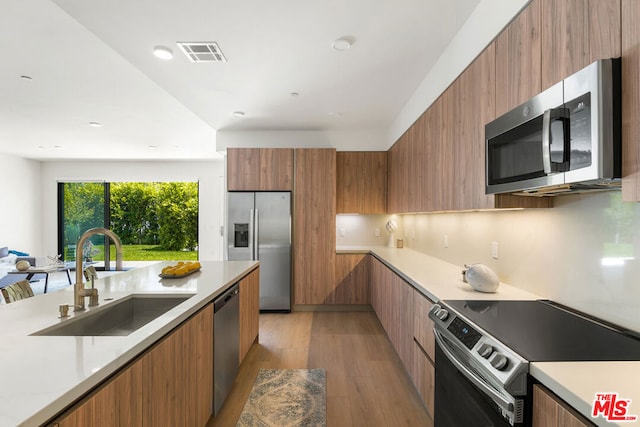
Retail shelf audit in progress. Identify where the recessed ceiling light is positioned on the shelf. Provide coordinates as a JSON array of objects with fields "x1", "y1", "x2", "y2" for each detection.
[
  {"x1": 290, "y1": 92, "x2": 300, "y2": 97},
  {"x1": 332, "y1": 37, "x2": 353, "y2": 51},
  {"x1": 153, "y1": 45, "x2": 174, "y2": 60},
  {"x1": 20, "y1": 75, "x2": 32, "y2": 80},
  {"x1": 147, "y1": 145, "x2": 158, "y2": 149},
  {"x1": 329, "y1": 111, "x2": 342, "y2": 118},
  {"x1": 232, "y1": 111, "x2": 245, "y2": 118},
  {"x1": 89, "y1": 121, "x2": 102, "y2": 128},
  {"x1": 53, "y1": 145, "x2": 64, "y2": 149}
]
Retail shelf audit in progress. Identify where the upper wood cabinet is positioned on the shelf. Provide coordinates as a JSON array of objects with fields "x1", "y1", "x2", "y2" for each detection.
[
  {"x1": 495, "y1": 0, "x2": 542, "y2": 117},
  {"x1": 541, "y1": 0, "x2": 621, "y2": 90},
  {"x1": 227, "y1": 148, "x2": 293, "y2": 191},
  {"x1": 336, "y1": 152, "x2": 387, "y2": 214},
  {"x1": 293, "y1": 148, "x2": 336, "y2": 305},
  {"x1": 386, "y1": 41, "x2": 551, "y2": 214},
  {"x1": 622, "y1": 0, "x2": 640, "y2": 202}
]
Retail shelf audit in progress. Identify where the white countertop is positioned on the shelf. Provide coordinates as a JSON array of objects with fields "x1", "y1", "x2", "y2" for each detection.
[
  {"x1": 0, "y1": 260, "x2": 258, "y2": 427},
  {"x1": 337, "y1": 246, "x2": 541, "y2": 302},
  {"x1": 531, "y1": 362, "x2": 640, "y2": 427},
  {"x1": 338, "y1": 246, "x2": 640, "y2": 425}
]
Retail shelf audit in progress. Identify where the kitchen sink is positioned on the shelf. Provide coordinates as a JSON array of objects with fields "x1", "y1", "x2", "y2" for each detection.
[{"x1": 31, "y1": 294, "x2": 195, "y2": 337}]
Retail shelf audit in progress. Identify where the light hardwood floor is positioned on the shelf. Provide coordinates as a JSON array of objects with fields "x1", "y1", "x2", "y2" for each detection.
[{"x1": 209, "y1": 311, "x2": 433, "y2": 427}]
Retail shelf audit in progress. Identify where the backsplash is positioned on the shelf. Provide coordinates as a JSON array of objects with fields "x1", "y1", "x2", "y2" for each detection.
[
  {"x1": 336, "y1": 214, "x2": 402, "y2": 247},
  {"x1": 401, "y1": 191, "x2": 640, "y2": 333}
]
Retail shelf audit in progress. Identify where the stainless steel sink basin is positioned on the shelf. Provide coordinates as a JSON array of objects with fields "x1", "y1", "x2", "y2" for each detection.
[{"x1": 32, "y1": 294, "x2": 194, "y2": 337}]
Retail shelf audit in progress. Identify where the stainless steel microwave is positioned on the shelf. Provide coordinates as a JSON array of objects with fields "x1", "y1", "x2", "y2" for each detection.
[{"x1": 485, "y1": 58, "x2": 621, "y2": 195}]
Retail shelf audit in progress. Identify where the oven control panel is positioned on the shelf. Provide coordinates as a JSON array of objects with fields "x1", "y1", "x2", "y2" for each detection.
[{"x1": 429, "y1": 303, "x2": 529, "y2": 396}]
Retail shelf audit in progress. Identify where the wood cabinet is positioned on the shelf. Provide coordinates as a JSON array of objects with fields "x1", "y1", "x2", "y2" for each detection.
[
  {"x1": 622, "y1": 0, "x2": 640, "y2": 202},
  {"x1": 142, "y1": 304, "x2": 213, "y2": 427},
  {"x1": 239, "y1": 267, "x2": 260, "y2": 363},
  {"x1": 386, "y1": 40, "x2": 551, "y2": 214},
  {"x1": 227, "y1": 148, "x2": 293, "y2": 191},
  {"x1": 54, "y1": 362, "x2": 143, "y2": 427},
  {"x1": 533, "y1": 384, "x2": 593, "y2": 427},
  {"x1": 53, "y1": 304, "x2": 214, "y2": 427},
  {"x1": 369, "y1": 257, "x2": 413, "y2": 372},
  {"x1": 410, "y1": 289, "x2": 436, "y2": 418},
  {"x1": 495, "y1": 0, "x2": 542, "y2": 117},
  {"x1": 293, "y1": 148, "x2": 336, "y2": 305},
  {"x1": 541, "y1": 0, "x2": 620, "y2": 91},
  {"x1": 336, "y1": 152, "x2": 387, "y2": 214},
  {"x1": 334, "y1": 253, "x2": 370, "y2": 304}
]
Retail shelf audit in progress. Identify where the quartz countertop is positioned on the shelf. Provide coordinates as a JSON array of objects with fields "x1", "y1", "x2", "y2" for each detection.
[
  {"x1": 0, "y1": 260, "x2": 258, "y2": 427},
  {"x1": 337, "y1": 245, "x2": 640, "y2": 425},
  {"x1": 337, "y1": 245, "x2": 541, "y2": 302}
]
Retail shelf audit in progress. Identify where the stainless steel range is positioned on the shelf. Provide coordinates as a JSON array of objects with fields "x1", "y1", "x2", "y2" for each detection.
[{"x1": 429, "y1": 300, "x2": 640, "y2": 427}]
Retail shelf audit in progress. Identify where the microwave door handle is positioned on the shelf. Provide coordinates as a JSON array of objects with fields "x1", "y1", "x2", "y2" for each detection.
[
  {"x1": 542, "y1": 109, "x2": 553, "y2": 174},
  {"x1": 542, "y1": 108, "x2": 571, "y2": 174}
]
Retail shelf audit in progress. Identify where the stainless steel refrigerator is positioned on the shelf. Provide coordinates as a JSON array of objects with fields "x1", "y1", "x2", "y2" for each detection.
[{"x1": 226, "y1": 192, "x2": 291, "y2": 312}]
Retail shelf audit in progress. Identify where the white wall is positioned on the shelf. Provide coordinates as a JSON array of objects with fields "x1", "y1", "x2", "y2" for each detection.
[
  {"x1": 40, "y1": 160, "x2": 226, "y2": 261},
  {"x1": 400, "y1": 192, "x2": 640, "y2": 333},
  {"x1": 388, "y1": 0, "x2": 530, "y2": 146},
  {"x1": 0, "y1": 153, "x2": 42, "y2": 255}
]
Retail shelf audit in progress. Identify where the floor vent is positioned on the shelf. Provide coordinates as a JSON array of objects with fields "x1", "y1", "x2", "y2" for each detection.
[{"x1": 176, "y1": 42, "x2": 227, "y2": 63}]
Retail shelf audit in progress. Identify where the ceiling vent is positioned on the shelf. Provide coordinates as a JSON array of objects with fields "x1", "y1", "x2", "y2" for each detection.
[{"x1": 176, "y1": 42, "x2": 227, "y2": 63}]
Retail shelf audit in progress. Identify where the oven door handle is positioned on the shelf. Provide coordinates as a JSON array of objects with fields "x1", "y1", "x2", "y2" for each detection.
[{"x1": 434, "y1": 329, "x2": 515, "y2": 414}]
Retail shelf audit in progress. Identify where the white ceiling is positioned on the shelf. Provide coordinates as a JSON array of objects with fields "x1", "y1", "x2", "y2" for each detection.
[{"x1": 0, "y1": 0, "x2": 481, "y2": 160}]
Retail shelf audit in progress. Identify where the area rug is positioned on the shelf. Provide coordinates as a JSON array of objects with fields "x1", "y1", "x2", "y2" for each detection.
[{"x1": 237, "y1": 368, "x2": 327, "y2": 427}]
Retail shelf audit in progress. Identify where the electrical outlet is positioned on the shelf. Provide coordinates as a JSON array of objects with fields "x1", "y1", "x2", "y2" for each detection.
[
  {"x1": 491, "y1": 241, "x2": 499, "y2": 259},
  {"x1": 339, "y1": 228, "x2": 346, "y2": 237},
  {"x1": 374, "y1": 228, "x2": 380, "y2": 237},
  {"x1": 412, "y1": 231, "x2": 416, "y2": 240},
  {"x1": 444, "y1": 235, "x2": 449, "y2": 248}
]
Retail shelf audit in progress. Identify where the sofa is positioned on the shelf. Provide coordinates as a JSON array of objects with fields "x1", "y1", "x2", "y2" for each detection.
[{"x1": 0, "y1": 247, "x2": 37, "y2": 288}]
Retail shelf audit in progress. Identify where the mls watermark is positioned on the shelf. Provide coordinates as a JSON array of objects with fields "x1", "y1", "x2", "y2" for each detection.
[{"x1": 592, "y1": 393, "x2": 638, "y2": 422}]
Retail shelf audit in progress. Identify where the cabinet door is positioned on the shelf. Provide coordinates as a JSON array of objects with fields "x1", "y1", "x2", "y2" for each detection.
[
  {"x1": 334, "y1": 253, "x2": 370, "y2": 304},
  {"x1": 239, "y1": 267, "x2": 260, "y2": 362},
  {"x1": 622, "y1": 0, "x2": 640, "y2": 202},
  {"x1": 412, "y1": 342, "x2": 435, "y2": 419},
  {"x1": 336, "y1": 152, "x2": 387, "y2": 214},
  {"x1": 533, "y1": 384, "x2": 592, "y2": 427},
  {"x1": 293, "y1": 148, "x2": 336, "y2": 304},
  {"x1": 541, "y1": 0, "x2": 620, "y2": 90},
  {"x1": 387, "y1": 134, "x2": 410, "y2": 213},
  {"x1": 55, "y1": 362, "x2": 143, "y2": 427},
  {"x1": 142, "y1": 305, "x2": 213, "y2": 427},
  {"x1": 227, "y1": 148, "x2": 293, "y2": 191},
  {"x1": 413, "y1": 290, "x2": 435, "y2": 362},
  {"x1": 495, "y1": 0, "x2": 542, "y2": 117}
]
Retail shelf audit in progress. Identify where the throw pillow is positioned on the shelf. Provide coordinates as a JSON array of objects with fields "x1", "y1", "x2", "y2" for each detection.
[{"x1": 0, "y1": 247, "x2": 8, "y2": 258}]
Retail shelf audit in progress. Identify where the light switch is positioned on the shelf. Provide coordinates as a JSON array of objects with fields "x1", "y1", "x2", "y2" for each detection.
[
  {"x1": 444, "y1": 235, "x2": 449, "y2": 248},
  {"x1": 374, "y1": 228, "x2": 380, "y2": 237},
  {"x1": 491, "y1": 242, "x2": 499, "y2": 259},
  {"x1": 339, "y1": 228, "x2": 346, "y2": 237}
]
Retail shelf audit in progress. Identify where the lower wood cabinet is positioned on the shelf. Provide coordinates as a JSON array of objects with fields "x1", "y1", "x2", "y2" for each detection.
[
  {"x1": 239, "y1": 267, "x2": 260, "y2": 363},
  {"x1": 533, "y1": 384, "x2": 593, "y2": 427},
  {"x1": 369, "y1": 257, "x2": 413, "y2": 375},
  {"x1": 51, "y1": 304, "x2": 214, "y2": 427},
  {"x1": 410, "y1": 289, "x2": 436, "y2": 418},
  {"x1": 53, "y1": 362, "x2": 143, "y2": 427},
  {"x1": 333, "y1": 253, "x2": 370, "y2": 304}
]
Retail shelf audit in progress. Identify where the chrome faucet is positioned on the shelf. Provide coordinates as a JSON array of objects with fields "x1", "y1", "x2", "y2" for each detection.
[{"x1": 74, "y1": 227, "x2": 123, "y2": 311}]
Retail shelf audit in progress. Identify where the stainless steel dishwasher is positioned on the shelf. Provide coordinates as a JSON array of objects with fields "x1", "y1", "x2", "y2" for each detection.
[{"x1": 213, "y1": 282, "x2": 240, "y2": 415}]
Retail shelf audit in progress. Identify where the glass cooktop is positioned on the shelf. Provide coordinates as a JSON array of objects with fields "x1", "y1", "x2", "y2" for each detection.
[{"x1": 443, "y1": 300, "x2": 640, "y2": 362}]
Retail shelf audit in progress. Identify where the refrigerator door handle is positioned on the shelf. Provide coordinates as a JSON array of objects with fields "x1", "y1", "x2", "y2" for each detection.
[
  {"x1": 249, "y1": 208, "x2": 255, "y2": 261},
  {"x1": 254, "y1": 209, "x2": 260, "y2": 260}
]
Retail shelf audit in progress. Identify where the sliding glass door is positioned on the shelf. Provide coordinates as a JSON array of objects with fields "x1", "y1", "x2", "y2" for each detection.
[{"x1": 57, "y1": 182, "x2": 110, "y2": 269}]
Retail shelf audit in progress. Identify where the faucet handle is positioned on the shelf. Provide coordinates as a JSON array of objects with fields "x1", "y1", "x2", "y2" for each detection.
[{"x1": 59, "y1": 304, "x2": 70, "y2": 318}]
